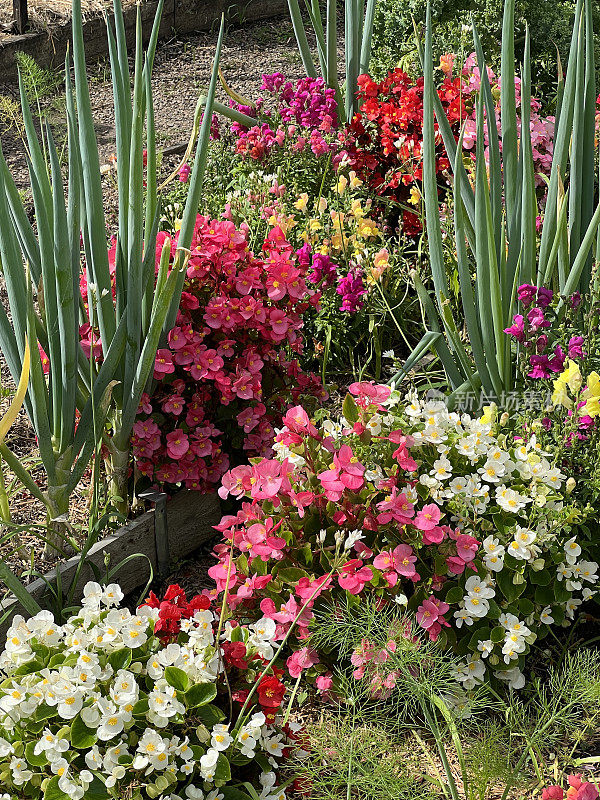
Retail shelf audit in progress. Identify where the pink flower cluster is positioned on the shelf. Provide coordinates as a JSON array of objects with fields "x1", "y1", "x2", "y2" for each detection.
[
  {"x1": 209, "y1": 382, "x2": 493, "y2": 683},
  {"x1": 230, "y1": 73, "x2": 343, "y2": 162},
  {"x1": 133, "y1": 216, "x2": 327, "y2": 491},
  {"x1": 459, "y1": 54, "x2": 555, "y2": 185},
  {"x1": 542, "y1": 775, "x2": 599, "y2": 800}
]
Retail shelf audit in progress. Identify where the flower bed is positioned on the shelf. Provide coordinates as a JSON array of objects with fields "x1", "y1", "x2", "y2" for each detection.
[
  {"x1": 0, "y1": 583, "x2": 293, "y2": 800},
  {"x1": 213, "y1": 382, "x2": 598, "y2": 694}
]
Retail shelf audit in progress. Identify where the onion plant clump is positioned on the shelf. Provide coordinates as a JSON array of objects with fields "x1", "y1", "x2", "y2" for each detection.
[
  {"x1": 0, "y1": 0, "x2": 223, "y2": 524},
  {"x1": 400, "y1": 0, "x2": 600, "y2": 402}
]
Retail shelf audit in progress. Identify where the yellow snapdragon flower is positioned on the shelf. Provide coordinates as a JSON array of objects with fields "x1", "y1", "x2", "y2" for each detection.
[
  {"x1": 294, "y1": 193, "x2": 309, "y2": 212},
  {"x1": 581, "y1": 371, "x2": 600, "y2": 417}
]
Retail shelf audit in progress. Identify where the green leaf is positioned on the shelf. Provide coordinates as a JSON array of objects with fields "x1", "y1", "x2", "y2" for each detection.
[
  {"x1": 221, "y1": 788, "x2": 254, "y2": 800},
  {"x1": 534, "y1": 585, "x2": 555, "y2": 606},
  {"x1": 132, "y1": 697, "x2": 149, "y2": 717},
  {"x1": 342, "y1": 393, "x2": 359, "y2": 423},
  {"x1": 276, "y1": 567, "x2": 310, "y2": 584},
  {"x1": 108, "y1": 648, "x2": 132, "y2": 672},
  {"x1": 185, "y1": 682, "x2": 217, "y2": 708},
  {"x1": 165, "y1": 666, "x2": 190, "y2": 692},
  {"x1": 518, "y1": 598, "x2": 534, "y2": 616},
  {"x1": 444, "y1": 585, "x2": 463, "y2": 604},
  {"x1": 486, "y1": 599, "x2": 501, "y2": 619},
  {"x1": 554, "y1": 581, "x2": 571, "y2": 603},
  {"x1": 43, "y1": 775, "x2": 70, "y2": 800},
  {"x1": 195, "y1": 703, "x2": 226, "y2": 727},
  {"x1": 215, "y1": 753, "x2": 232, "y2": 785},
  {"x1": 530, "y1": 569, "x2": 552, "y2": 586},
  {"x1": 491, "y1": 626, "x2": 505, "y2": 643},
  {"x1": 25, "y1": 741, "x2": 48, "y2": 767},
  {"x1": 70, "y1": 714, "x2": 97, "y2": 750},
  {"x1": 495, "y1": 569, "x2": 526, "y2": 602}
]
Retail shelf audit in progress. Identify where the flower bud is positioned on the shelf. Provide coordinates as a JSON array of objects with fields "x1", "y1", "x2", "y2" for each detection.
[{"x1": 566, "y1": 477, "x2": 576, "y2": 494}]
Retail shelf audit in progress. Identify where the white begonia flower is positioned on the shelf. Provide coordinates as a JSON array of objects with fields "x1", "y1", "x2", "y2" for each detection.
[
  {"x1": 82, "y1": 582, "x2": 103, "y2": 607},
  {"x1": 564, "y1": 537, "x2": 582, "y2": 564},
  {"x1": 10, "y1": 757, "x2": 33, "y2": 786},
  {"x1": 453, "y1": 606, "x2": 474, "y2": 628},
  {"x1": 34, "y1": 728, "x2": 70, "y2": 760},
  {"x1": 56, "y1": 688, "x2": 84, "y2": 720},
  {"x1": 85, "y1": 746, "x2": 103, "y2": 770},
  {"x1": 580, "y1": 561, "x2": 599, "y2": 583},
  {"x1": 495, "y1": 487, "x2": 531, "y2": 513},
  {"x1": 464, "y1": 575, "x2": 495, "y2": 600},
  {"x1": 0, "y1": 738, "x2": 14, "y2": 758},
  {"x1": 449, "y1": 476, "x2": 467, "y2": 494},
  {"x1": 134, "y1": 730, "x2": 163, "y2": 768},
  {"x1": 540, "y1": 607, "x2": 555, "y2": 625},
  {"x1": 494, "y1": 666, "x2": 525, "y2": 690},
  {"x1": 211, "y1": 724, "x2": 232, "y2": 752},
  {"x1": 463, "y1": 595, "x2": 489, "y2": 618},
  {"x1": 484, "y1": 553, "x2": 505, "y2": 572},
  {"x1": 345, "y1": 530, "x2": 364, "y2": 550},
  {"x1": 477, "y1": 639, "x2": 494, "y2": 658},
  {"x1": 97, "y1": 706, "x2": 128, "y2": 741},
  {"x1": 557, "y1": 563, "x2": 573, "y2": 582},
  {"x1": 565, "y1": 598, "x2": 582, "y2": 619},
  {"x1": 431, "y1": 457, "x2": 452, "y2": 480},
  {"x1": 200, "y1": 748, "x2": 219, "y2": 781},
  {"x1": 263, "y1": 734, "x2": 285, "y2": 758},
  {"x1": 102, "y1": 584, "x2": 125, "y2": 607}
]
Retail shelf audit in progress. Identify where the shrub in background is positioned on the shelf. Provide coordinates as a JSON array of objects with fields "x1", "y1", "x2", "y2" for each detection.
[{"x1": 369, "y1": 0, "x2": 600, "y2": 97}]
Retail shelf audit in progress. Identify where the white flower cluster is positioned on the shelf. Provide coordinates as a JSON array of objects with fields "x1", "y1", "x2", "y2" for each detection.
[{"x1": 0, "y1": 583, "x2": 288, "y2": 800}]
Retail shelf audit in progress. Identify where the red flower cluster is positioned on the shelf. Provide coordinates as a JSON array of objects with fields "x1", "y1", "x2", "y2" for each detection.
[
  {"x1": 133, "y1": 216, "x2": 327, "y2": 492},
  {"x1": 140, "y1": 583, "x2": 211, "y2": 641},
  {"x1": 344, "y1": 69, "x2": 466, "y2": 233}
]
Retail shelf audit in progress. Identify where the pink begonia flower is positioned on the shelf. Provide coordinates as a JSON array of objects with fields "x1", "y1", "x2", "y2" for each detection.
[
  {"x1": 376, "y1": 489, "x2": 415, "y2": 525},
  {"x1": 286, "y1": 647, "x2": 319, "y2": 678},
  {"x1": 350, "y1": 638, "x2": 375, "y2": 679},
  {"x1": 334, "y1": 445, "x2": 365, "y2": 490},
  {"x1": 166, "y1": 430, "x2": 190, "y2": 459},
  {"x1": 317, "y1": 465, "x2": 346, "y2": 501},
  {"x1": 338, "y1": 560, "x2": 373, "y2": 595},
  {"x1": 153, "y1": 349, "x2": 175, "y2": 378},
  {"x1": 316, "y1": 672, "x2": 334, "y2": 692},
  {"x1": 373, "y1": 544, "x2": 418, "y2": 586},
  {"x1": 207, "y1": 559, "x2": 238, "y2": 593},
  {"x1": 348, "y1": 381, "x2": 391, "y2": 409},
  {"x1": 414, "y1": 503, "x2": 442, "y2": 531},
  {"x1": 387, "y1": 431, "x2": 417, "y2": 471},
  {"x1": 295, "y1": 574, "x2": 333, "y2": 603},
  {"x1": 421, "y1": 525, "x2": 446, "y2": 545},
  {"x1": 416, "y1": 596, "x2": 450, "y2": 641}
]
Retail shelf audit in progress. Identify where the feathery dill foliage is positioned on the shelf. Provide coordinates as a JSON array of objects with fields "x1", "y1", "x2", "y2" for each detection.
[
  {"x1": 309, "y1": 595, "x2": 492, "y2": 720},
  {"x1": 291, "y1": 717, "x2": 437, "y2": 800},
  {"x1": 302, "y1": 600, "x2": 600, "y2": 800}
]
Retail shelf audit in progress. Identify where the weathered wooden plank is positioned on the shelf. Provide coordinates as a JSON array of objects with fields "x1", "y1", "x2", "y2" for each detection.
[
  {"x1": 0, "y1": 491, "x2": 220, "y2": 637},
  {"x1": 12, "y1": 0, "x2": 28, "y2": 35},
  {"x1": 0, "y1": 0, "x2": 288, "y2": 83}
]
